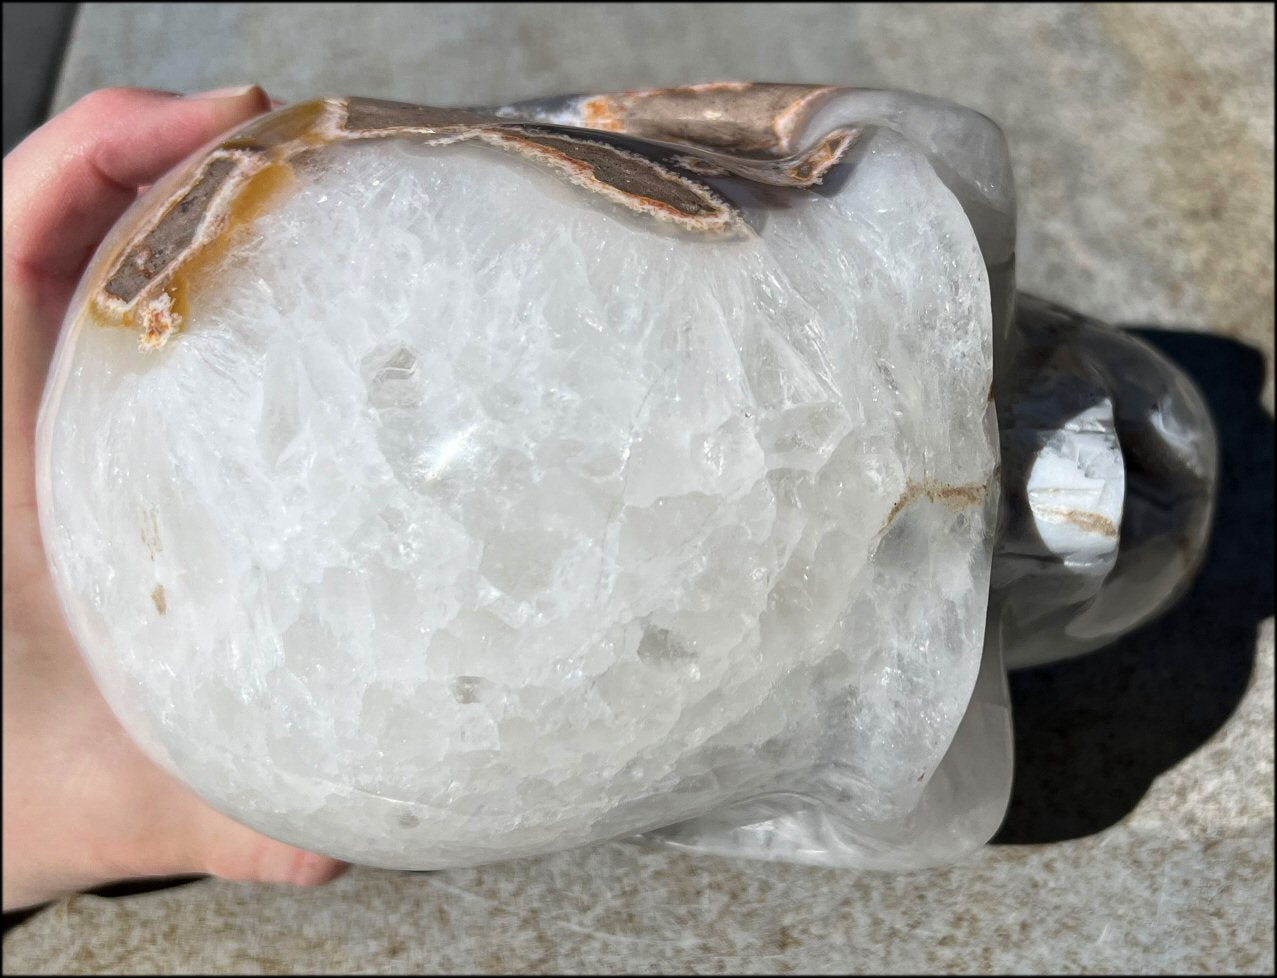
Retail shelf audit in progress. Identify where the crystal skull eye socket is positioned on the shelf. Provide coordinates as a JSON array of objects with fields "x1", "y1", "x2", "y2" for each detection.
[{"x1": 36, "y1": 88, "x2": 1213, "y2": 872}]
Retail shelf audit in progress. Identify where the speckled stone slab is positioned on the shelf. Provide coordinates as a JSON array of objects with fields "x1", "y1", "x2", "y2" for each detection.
[
  {"x1": 5, "y1": 825, "x2": 1274, "y2": 974},
  {"x1": 7, "y1": 2, "x2": 1272, "y2": 973}
]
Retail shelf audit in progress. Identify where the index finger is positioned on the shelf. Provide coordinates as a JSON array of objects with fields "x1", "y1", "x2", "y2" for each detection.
[{"x1": 2, "y1": 86, "x2": 271, "y2": 289}]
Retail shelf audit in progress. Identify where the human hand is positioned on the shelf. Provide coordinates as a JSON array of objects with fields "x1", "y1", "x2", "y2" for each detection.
[{"x1": 2, "y1": 87, "x2": 347, "y2": 912}]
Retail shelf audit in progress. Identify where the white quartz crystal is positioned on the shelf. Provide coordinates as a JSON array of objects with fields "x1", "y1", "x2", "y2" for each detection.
[{"x1": 37, "y1": 129, "x2": 996, "y2": 868}]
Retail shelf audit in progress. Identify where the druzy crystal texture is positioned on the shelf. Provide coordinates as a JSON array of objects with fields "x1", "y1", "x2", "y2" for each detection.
[{"x1": 36, "y1": 85, "x2": 1215, "y2": 870}]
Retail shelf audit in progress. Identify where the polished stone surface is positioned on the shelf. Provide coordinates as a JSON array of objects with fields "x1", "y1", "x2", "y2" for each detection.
[
  {"x1": 38, "y1": 121, "x2": 998, "y2": 870},
  {"x1": 6, "y1": 2, "x2": 1272, "y2": 973}
]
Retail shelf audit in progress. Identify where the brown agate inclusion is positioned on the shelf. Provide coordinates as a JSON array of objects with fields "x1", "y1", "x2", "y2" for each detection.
[{"x1": 92, "y1": 87, "x2": 857, "y2": 350}]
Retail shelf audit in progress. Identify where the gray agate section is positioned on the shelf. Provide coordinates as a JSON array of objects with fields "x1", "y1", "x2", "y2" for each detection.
[{"x1": 997, "y1": 296, "x2": 1217, "y2": 669}]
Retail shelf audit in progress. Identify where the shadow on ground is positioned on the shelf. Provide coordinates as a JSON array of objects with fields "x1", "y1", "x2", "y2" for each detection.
[{"x1": 994, "y1": 327, "x2": 1274, "y2": 844}]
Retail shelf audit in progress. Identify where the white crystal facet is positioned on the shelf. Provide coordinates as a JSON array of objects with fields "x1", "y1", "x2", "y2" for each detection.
[{"x1": 38, "y1": 128, "x2": 996, "y2": 869}]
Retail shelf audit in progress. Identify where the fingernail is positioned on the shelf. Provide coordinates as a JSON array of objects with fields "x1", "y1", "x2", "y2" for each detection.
[{"x1": 186, "y1": 84, "x2": 262, "y2": 100}]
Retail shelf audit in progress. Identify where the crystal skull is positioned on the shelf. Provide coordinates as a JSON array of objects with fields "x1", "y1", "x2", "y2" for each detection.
[{"x1": 34, "y1": 85, "x2": 1216, "y2": 870}]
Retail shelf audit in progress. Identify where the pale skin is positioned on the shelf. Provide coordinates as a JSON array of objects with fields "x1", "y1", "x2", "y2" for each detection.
[{"x1": 2, "y1": 86, "x2": 348, "y2": 913}]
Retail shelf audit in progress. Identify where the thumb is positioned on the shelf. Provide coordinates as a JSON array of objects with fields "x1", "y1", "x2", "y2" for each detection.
[
  {"x1": 3, "y1": 85, "x2": 271, "y2": 287},
  {"x1": 193, "y1": 811, "x2": 351, "y2": 889}
]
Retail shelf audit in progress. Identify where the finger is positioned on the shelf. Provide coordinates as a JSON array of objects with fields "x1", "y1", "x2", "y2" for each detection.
[
  {"x1": 3, "y1": 85, "x2": 270, "y2": 287},
  {"x1": 185, "y1": 798, "x2": 349, "y2": 887}
]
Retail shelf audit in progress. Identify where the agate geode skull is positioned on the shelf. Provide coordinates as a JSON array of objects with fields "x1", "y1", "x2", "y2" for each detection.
[{"x1": 35, "y1": 84, "x2": 1215, "y2": 870}]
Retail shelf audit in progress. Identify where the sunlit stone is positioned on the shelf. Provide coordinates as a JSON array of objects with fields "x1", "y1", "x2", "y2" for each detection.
[{"x1": 37, "y1": 92, "x2": 1004, "y2": 870}]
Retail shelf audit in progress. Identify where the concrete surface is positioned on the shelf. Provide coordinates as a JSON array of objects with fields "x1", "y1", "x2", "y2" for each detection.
[{"x1": 4, "y1": 3, "x2": 1272, "y2": 973}]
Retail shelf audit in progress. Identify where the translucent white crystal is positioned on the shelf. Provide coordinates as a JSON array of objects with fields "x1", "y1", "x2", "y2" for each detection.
[{"x1": 37, "y1": 129, "x2": 996, "y2": 868}]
